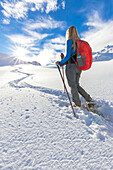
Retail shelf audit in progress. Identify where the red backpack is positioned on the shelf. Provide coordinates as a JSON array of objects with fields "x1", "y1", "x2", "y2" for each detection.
[{"x1": 73, "y1": 40, "x2": 93, "y2": 71}]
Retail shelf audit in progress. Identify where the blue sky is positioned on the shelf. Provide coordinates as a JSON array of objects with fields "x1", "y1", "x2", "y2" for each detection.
[{"x1": 0, "y1": 0, "x2": 113, "y2": 65}]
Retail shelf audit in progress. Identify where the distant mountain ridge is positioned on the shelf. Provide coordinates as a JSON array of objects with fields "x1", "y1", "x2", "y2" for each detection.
[
  {"x1": 0, "y1": 53, "x2": 25, "y2": 66},
  {"x1": 93, "y1": 45, "x2": 113, "y2": 62}
]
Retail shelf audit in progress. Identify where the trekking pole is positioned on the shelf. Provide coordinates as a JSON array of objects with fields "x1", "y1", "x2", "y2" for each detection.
[
  {"x1": 61, "y1": 53, "x2": 65, "y2": 93},
  {"x1": 62, "y1": 66, "x2": 65, "y2": 93},
  {"x1": 57, "y1": 65, "x2": 76, "y2": 117}
]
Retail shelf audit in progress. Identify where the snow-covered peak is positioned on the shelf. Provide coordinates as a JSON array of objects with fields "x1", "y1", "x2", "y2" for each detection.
[
  {"x1": 93, "y1": 45, "x2": 113, "y2": 62},
  {"x1": 100, "y1": 45, "x2": 113, "y2": 53}
]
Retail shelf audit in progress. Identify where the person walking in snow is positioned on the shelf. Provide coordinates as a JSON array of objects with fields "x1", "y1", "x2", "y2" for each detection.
[{"x1": 56, "y1": 26, "x2": 92, "y2": 107}]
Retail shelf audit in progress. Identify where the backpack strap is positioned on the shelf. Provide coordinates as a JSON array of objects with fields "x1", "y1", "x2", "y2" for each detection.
[
  {"x1": 77, "y1": 40, "x2": 83, "y2": 54},
  {"x1": 71, "y1": 40, "x2": 83, "y2": 64}
]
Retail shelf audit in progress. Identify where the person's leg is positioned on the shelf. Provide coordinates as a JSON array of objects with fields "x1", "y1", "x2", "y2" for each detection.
[
  {"x1": 76, "y1": 70, "x2": 92, "y2": 102},
  {"x1": 66, "y1": 64, "x2": 81, "y2": 107}
]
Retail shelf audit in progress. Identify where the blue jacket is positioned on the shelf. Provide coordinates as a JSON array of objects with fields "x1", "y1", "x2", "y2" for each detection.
[{"x1": 59, "y1": 39, "x2": 76, "y2": 65}]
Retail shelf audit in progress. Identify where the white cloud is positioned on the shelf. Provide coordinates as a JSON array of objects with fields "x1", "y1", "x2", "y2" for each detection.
[
  {"x1": 49, "y1": 36, "x2": 66, "y2": 44},
  {"x1": 1, "y1": 0, "x2": 65, "y2": 23},
  {"x1": 7, "y1": 27, "x2": 51, "y2": 47},
  {"x1": 61, "y1": 0, "x2": 65, "y2": 9},
  {"x1": 37, "y1": 48, "x2": 60, "y2": 66},
  {"x1": 44, "y1": 43, "x2": 65, "y2": 51},
  {"x1": 2, "y1": 18, "x2": 10, "y2": 24},
  {"x1": 43, "y1": 36, "x2": 65, "y2": 51},
  {"x1": 30, "y1": 47, "x2": 40, "y2": 53},
  {"x1": 45, "y1": 0, "x2": 58, "y2": 13},
  {"x1": 7, "y1": 34, "x2": 35, "y2": 46},
  {"x1": 25, "y1": 16, "x2": 66, "y2": 30},
  {"x1": 23, "y1": 29, "x2": 51, "y2": 40},
  {"x1": 1, "y1": 1, "x2": 28, "y2": 20},
  {"x1": 81, "y1": 11, "x2": 113, "y2": 52},
  {"x1": 85, "y1": 11, "x2": 105, "y2": 30}
]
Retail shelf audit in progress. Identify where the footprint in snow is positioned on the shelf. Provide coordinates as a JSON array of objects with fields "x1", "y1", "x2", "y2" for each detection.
[
  {"x1": 25, "y1": 115, "x2": 30, "y2": 119},
  {"x1": 25, "y1": 109, "x2": 29, "y2": 111},
  {"x1": 94, "y1": 132, "x2": 105, "y2": 141}
]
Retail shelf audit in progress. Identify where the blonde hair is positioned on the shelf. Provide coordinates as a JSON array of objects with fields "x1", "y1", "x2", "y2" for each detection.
[{"x1": 66, "y1": 26, "x2": 80, "y2": 50}]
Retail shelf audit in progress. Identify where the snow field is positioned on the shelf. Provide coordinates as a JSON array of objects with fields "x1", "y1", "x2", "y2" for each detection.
[{"x1": 0, "y1": 63, "x2": 113, "y2": 169}]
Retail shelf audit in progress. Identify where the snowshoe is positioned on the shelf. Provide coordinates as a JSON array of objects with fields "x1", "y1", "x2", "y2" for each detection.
[{"x1": 86, "y1": 102, "x2": 110, "y2": 121}]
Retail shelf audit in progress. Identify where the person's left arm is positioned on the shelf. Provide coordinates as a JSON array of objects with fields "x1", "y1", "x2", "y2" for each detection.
[{"x1": 59, "y1": 39, "x2": 73, "y2": 65}]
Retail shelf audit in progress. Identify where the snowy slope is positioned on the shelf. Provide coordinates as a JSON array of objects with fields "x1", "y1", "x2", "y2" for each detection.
[{"x1": 0, "y1": 59, "x2": 113, "y2": 169}]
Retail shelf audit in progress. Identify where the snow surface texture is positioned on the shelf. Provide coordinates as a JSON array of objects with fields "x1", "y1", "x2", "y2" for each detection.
[{"x1": 0, "y1": 60, "x2": 113, "y2": 169}]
